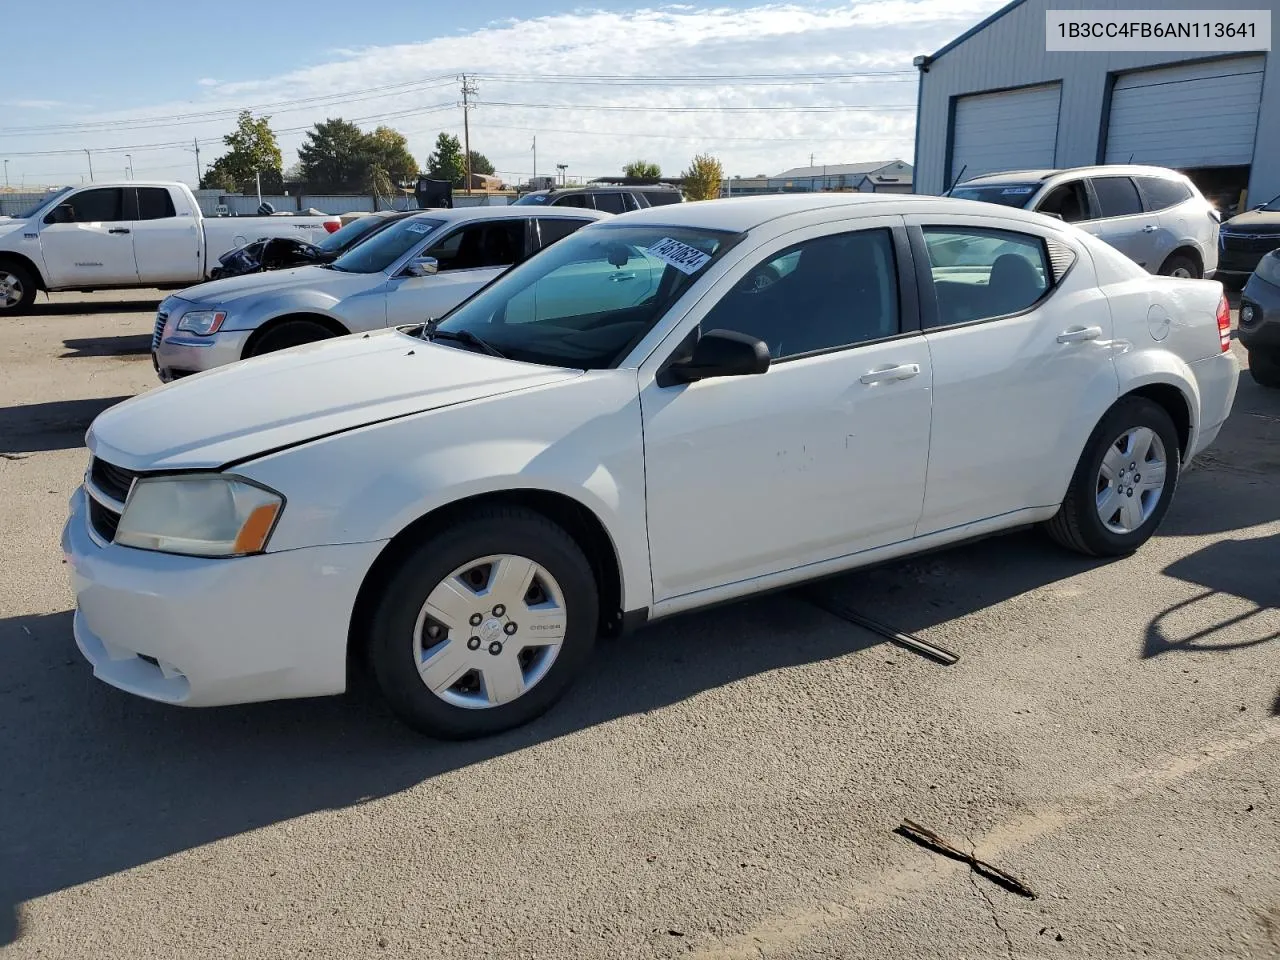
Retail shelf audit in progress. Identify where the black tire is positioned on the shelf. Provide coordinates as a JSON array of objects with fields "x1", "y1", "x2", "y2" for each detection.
[
  {"x1": 1044, "y1": 396, "x2": 1181, "y2": 557},
  {"x1": 246, "y1": 319, "x2": 334, "y2": 358},
  {"x1": 367, "y1": 506, "x2": 599, "y2": 740},
  {"x1": 1158, "y1": 252, "x2": 1201, "y2": 280},
  {"x1": 0, "y1": 261, "x2": 38, "y2": 315},
  {"x1": 1248, "y1": 349, "x2": 1280, "y2": 389}
]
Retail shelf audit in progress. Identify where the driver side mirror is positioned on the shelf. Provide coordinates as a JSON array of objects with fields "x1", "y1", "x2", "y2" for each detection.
[
  {"x1": 658, "y1": 328, "x2": 771, "y2": 387},
  {"x1": 401, "y1": 256, "x2": 439, "y2": 278},
  {"x1": 44, "y1": 203, "x2": 73, "y2": 225}
]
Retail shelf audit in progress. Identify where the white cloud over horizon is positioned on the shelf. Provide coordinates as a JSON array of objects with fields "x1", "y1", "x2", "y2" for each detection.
[{"x1": 4, "y1": 1, "x2": 1006, "y2": 188}]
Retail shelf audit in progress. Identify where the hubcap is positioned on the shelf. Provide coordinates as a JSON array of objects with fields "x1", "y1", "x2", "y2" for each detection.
[
  {"x1": 0, "y1": 271, "x2": 23, "y2": 308},
  {"x1": 1096, "y1": 426, "x2": 1168, "y2": 535},
  {"x1": 1170, "y1": 266, "x2": 1192, "y2": 279},
  {"x1": 411, "y1": 554, "x2": 568, "y2": 709}
]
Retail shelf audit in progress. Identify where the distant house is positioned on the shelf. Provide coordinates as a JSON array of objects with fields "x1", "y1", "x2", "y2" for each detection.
[{"x1": 767, "y1": 160, "x2": 913, "y2": 193}]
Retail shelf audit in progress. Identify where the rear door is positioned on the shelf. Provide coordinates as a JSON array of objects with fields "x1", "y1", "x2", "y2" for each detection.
[
  {"x1": 904, "y1": 215, "x2": 1118, "y2": 535},
  {"x1": 1086, "y1": 175, "x2": 1161, "y2": 270},
  {"x1": 383, "y1": 217, "x2": 530, "y2": 325},
  {"x1": 37, "y1": 187, "x2": 138, "y2": 287},
  {"x1": 132, "y1": 187, "x2": 201, "y2": 285}
]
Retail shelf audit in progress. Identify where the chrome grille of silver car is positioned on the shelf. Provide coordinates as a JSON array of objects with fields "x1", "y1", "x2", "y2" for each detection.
[{"x1": 151, "y1": 311, "x2": 168, "y2": 351}]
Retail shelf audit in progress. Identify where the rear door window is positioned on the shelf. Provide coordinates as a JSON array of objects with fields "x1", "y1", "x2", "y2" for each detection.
[
  {"x1": 592, "y1": 192, "x2": 628, "y2": 215},
  {"x1": 1090, "y1": 177, "x2": 1144, "y2": 218},
  {"x1": 136, "y1": 187, "x2": 177, "y2": 220},
  {"x1": 537, "y1": 217, "x2": 593, "y2": 250}
]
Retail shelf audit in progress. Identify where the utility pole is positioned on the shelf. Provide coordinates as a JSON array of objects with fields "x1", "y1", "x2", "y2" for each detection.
[
  {"x1": 3, "y1": 160, "x2": 7, "y2": 189},
  {"x1": 193, "y1": 137, "x2": 201, "y2": 186},
  {"x1": 126, "y1": 154, "x2": 133, "y2": 180},
  {"x1": 460, "y1": 74, "x2": 478, "y2": 196},
  {"x1": 531, "y1": 134, "x2": 536, "y2": 188},
  {"x1": 85, "y1": 149, "x2": 94, "y2": 182}
]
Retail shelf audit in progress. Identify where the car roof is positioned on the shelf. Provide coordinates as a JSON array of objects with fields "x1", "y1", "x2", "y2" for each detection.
[
  {"x1": 407, "y1": 206, "x2": 611, "y2": 223},
  {"x1": 961, "y1": 164, "x2": 1190, "y2": 186},
  {"x1": 591, "y1": 192, "x2": 1071, "y2": 234}
]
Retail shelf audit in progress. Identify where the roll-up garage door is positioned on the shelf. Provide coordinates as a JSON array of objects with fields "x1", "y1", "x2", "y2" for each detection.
[
  {"x1": 949, "y1": 83, "x2": 1061, "y2": 185},
  {"x1": 1105, "y1": 56, "x2": 1265, "y2": 167}
]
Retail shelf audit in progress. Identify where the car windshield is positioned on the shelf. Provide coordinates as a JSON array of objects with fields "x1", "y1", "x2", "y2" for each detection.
[
  {"x1": 949, "y1": 183, "x2": 1040, "y2": 208},
  {"x1": 430, "y1": 223, "x2": 743, "y2": 370},
  {"x1": 316, "y1": 215, "x2": 394, "y2": 254},
  {"x1": 15, "y1": 186, "x2": 72, "y2": 219},
  {"x1": 328, "y1": 217, "x2": 445, "y2": 273},
  {"x1": 512, "y1": 194, "x2": 551, "y2": 205}
]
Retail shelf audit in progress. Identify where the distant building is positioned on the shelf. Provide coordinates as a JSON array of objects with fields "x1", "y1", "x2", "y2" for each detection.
[
  {"x1": 912, "y1": 0, "x2": 1279, "y2": 211},
  {"x1": 768, "y1": 160, "x2": 913, "y2": 193}
]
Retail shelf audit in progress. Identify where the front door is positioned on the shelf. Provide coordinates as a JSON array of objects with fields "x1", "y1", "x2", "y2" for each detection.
[
  {"x1": 38, "y1": 187, "x2": 138, "y2": 287},
  {"x1": 907, "y1": 217, "x2": 1119, "y2": 536},
  {"x1": 639, "y1": 219, "x2": 934, "y2": 601},
  {"x1": 383, "y1": 218, "x2": 529, "y2": 326}
]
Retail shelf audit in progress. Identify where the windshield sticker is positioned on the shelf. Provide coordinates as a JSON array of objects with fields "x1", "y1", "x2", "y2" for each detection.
[
  {"x1": 1001, "y1": 187, "x2": 1036, "y2": 195},
  {"x1": 647, "y1": 237, "x2": 712, "y2": 275},
  {"x1": 406, "y1": 222, "x2": 432, "y2": 234}
]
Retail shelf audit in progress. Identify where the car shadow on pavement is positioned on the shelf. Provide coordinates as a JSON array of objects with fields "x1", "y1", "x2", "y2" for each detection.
[
  {"x1": 0, "y1": 529, "x2": 1110, "y2": 947},
  {"x1": 27, "y1": 299, "x2": 160, "y2": 317},
  {"x1": 0, "y1": 397, "x2": 132, "y2": 455},
  {"x1": 61, "y1": 335, "x2": 152, "y2": 359}
]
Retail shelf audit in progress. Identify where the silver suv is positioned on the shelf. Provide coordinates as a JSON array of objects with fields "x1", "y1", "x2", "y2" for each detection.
[{"x1": 950, "y1": 165, "x2": 1220, "y2": 280}]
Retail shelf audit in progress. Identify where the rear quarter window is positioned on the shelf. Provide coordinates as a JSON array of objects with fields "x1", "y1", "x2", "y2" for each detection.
[{"x1": 1134, "y1": 176, "x2": 1194, "y2": 212}]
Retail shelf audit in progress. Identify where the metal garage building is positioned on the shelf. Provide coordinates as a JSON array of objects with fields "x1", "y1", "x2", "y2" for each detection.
[{"x1": 913, "y1": 0, "x2": 1280, "y2": 214}]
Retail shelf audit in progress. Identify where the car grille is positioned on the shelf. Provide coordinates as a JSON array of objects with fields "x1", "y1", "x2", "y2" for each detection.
[
  {"x1": 152, "y1": 310, "x2": 168, "y2": 350},
  {"x1": 88, "y1": 496, "x2": 122, "y2": 542},
  {"x1": 1221, "y1": 233, "x2": 1280, "y2": 254},
  {"x1": 90, "y1": 457, "x2": 138, "y2": 504}
]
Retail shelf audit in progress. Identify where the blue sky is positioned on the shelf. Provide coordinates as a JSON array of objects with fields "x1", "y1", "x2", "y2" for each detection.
[{"x1": 1, "y1": 0, "x2": 1007, "y2": 189}]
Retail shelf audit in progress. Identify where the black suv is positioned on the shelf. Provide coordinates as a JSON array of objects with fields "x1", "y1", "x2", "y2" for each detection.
[{"x1": 513, "y1": 183, "x2": 683, "y2": 213}]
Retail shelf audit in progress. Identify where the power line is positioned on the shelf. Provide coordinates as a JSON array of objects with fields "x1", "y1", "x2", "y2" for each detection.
[
  {"x1": 480, "y1": 100, "x2": 914, "y2": 113},
  {"x1": 473, "y1": 122, "x2": 915, "y2": 144}
]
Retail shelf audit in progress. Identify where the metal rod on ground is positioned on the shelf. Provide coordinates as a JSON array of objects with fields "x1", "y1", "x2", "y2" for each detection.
[{"x1": 803, "y1": 591, "x2": 959, "y2": 666}]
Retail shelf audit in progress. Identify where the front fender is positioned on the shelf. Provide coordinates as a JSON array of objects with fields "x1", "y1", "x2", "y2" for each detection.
[
  {"x1": 234, "y1": 372, "x2": 653, "y2": 611},
  {"x1": 228, "y1": 289, "x2": 349, "y2": 332}
]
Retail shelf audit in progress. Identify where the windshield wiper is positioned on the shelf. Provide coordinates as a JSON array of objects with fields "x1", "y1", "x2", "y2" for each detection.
[{"x1": 422, "y1": 318, "x2": 507, "y2": 359}]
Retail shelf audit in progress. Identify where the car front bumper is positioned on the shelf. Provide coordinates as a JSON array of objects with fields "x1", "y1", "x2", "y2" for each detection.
[
  {"x1": 154, "y1": 329, "x2": 254, "y2": 383},
  {"x1": 62, "y1": 486, "x2": 387, "y2": 707},
  {"x1": 1237, "y1": 272, "x2": 1280, "y2": 352}
]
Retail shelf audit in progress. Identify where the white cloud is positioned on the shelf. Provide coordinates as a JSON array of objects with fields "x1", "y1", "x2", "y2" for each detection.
[
  {"x1": 8, "y1": 0, "x2": 1006, "y2": 186},
  {"x1": 197, "y1": 78, "x2": 219, "y2": 88},
  {"x1": 3, "y1": 99, "x2": 66, "y2": 110}
]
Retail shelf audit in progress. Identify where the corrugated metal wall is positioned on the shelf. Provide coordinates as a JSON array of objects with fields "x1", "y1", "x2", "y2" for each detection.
[{"x1": 915, "y1": 0, "x2": 1279, "y2": 203}]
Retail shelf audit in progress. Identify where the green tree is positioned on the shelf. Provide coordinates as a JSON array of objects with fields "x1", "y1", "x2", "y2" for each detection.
[
  {"x1": 297, "y1": 118, "x2": 370, "y2": 191},
  {"x1": 427, "y1": 132, "x2": 466, "y2": 186},
  {"x1": 467, "y1": 150, "x2": 495, "y2": 178},
  {"x1": 364, "y1": 125, "x2": 419, "y2": 185},
  {"x1": 624, "y1": 160, "x2": 661, "y2": 178},
  {"x1": 681, "y1": 153, "x2": 724, "y2": 201},
  {"x1": 199, "y1": 111, "x2": 282, "y2": 190}
]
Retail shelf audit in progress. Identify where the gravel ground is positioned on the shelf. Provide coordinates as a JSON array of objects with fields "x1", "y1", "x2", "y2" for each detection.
[{"x1": 1, "y1": 290, "x2": 1277, "y2": 960}]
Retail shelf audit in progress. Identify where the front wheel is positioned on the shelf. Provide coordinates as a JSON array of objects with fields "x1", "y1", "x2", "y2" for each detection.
[
  {"x1": 1044, "y1": 397, "x2": 1181, "y2": 557},
  {"x1": 0, "y1": 262, "x2": 37, "y2": 314},
  {"x1": 246, "y1": 319, "x2": 334, "y2": 358},
  {"x1": 367, "y1": 506, "x2": 600, "y2": 739},
  {"x1": 1247, "y1": 349, "x2": 1280, "y2": 389}
]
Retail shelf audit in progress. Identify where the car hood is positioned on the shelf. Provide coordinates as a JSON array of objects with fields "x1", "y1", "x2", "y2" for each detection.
[
  {"x1": 87, "y1": 328, "x2": 583, "y2": 471},
  {"x1": 0, "y1": 219, "x2": 28, "y2": 239},
  {"x1": 1223, "y1": 210, "x2": 1280, "y2": 233},
  {"x1": 180, "y1": 264, "x2": 379, "y2": 304}
]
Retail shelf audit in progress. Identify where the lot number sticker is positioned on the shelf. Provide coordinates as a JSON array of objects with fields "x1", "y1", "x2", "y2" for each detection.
[
  {"x1": 1002, "y1": 186, "x2": 1036, "y2": 195},
  {"x1": 407, "y1": 222, "x2": 432, "y2": 234},
  {"x1": 647, "y1": 237, "x2": 712, "y2": 275}
]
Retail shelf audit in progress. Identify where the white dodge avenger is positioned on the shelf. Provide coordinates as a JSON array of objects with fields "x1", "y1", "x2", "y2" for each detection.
[{"x1": 63, "y1": 194, "x2": 1239, "y2": 739}]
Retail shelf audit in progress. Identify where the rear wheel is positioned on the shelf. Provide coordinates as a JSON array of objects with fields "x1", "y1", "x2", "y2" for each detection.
[
  {"x1": 246, "y1": 319, "x2": 334, "y2": 357},
  {"x1": 0, "y1": 262, "x2": 37, "y2": 314},
  {"x1": 1158, "y1": 252, "x2": 1201, "y2": 280},
  {"x1": 367, "y1": 506, "x2": 599, "y2": 739},
  {"x1": 1248, "y1": 348, "x2": 1280, "y2": 389},
  {"x1": 1044, "y1": 397, "x2": 1181, "y2": 557}
]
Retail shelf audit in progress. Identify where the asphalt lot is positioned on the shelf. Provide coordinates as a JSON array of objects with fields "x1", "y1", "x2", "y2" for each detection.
[{"x1": 1, "y1": 290, "x2": 1277, "y2": 960}]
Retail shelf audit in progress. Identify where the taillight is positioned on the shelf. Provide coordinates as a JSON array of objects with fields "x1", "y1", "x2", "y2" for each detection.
[
  {"x1": 1216, "y1": 293, "x2": 1232, "y2": 352},
  {"x1": 322, "y1": 220, "x2": 340, "y2": 234}
]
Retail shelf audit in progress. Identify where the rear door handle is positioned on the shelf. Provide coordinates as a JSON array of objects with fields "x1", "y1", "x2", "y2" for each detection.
[
  {"x1": 108, "y1": 228, "x2": 131, "y2": 235},
  {"x1": 860, "y1": 363, "x2": 921, "y2": 384},
  {"x1": 1142, "y1": 224, "x2": 1158, "y2": 233},
  {"x1": 1057, "y1": 325, "x2": 1102, "y2": 344}
]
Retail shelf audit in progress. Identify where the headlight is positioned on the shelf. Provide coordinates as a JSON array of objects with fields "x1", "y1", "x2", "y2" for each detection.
[
  {"x1": 115, "y1": 474, "x2": 283, "y2": 557},
  {"x1": 176, "y1": 310, "x2": 228, "y2": 335},
  {"x1": 1254, "y1": 251, "x2": 1280, "y2": 287}
]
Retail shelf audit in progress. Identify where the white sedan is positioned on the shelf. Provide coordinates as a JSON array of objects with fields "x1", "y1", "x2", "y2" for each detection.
[{"x1": 63, "y1": 194, "x2": 1239, "y2": 739}]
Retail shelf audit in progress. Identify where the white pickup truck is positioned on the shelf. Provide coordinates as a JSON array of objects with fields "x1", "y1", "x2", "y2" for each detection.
[{"x1": 0, "y1": 181, "x2": 341, "y2": 314}]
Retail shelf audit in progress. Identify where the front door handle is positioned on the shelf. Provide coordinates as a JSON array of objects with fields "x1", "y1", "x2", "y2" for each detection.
[
  {"x1": 860, "y1": 363, "x2": 921, "y2": 384},
  {"x1": 108, "y1": 227, "x2": 131, "y2": 235},
  {"x1": 610, "y1": 272, "x2": 636, "y2": 282},
  {"x1": 1057, "y1": 325, "x2": 1102, "y2": 344}
]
